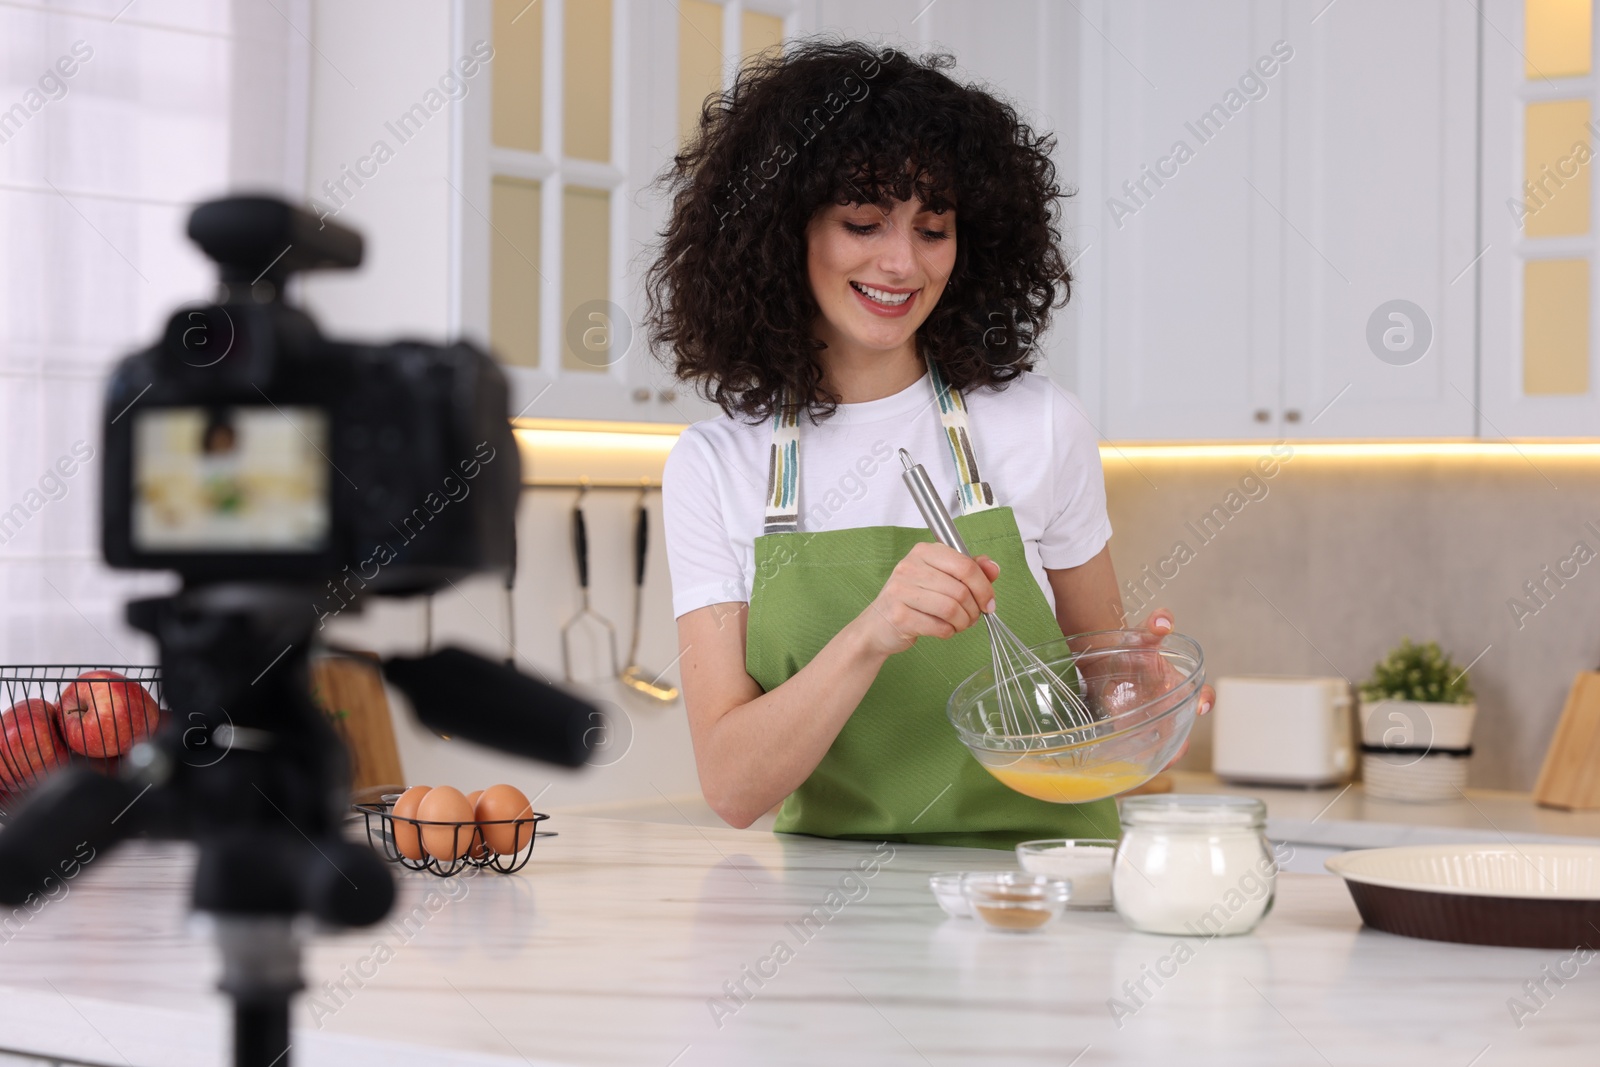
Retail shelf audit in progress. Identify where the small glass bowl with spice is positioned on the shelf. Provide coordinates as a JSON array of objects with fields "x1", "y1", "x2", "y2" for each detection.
[{"x1": 961, "y1": 872, "x2": 1071, "y2": 933}]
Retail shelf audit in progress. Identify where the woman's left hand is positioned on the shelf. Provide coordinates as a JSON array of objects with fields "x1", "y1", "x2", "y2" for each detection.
[
  {"x1": 1044, "y1": 550, "x2": 1210, "y2": 784},
  {"x1": 1139, "y1": 608, "x2": 1212, "y2": 775},
  {"x1": 1142, "y1": 609, "x2": 1213, "y2": 715}
]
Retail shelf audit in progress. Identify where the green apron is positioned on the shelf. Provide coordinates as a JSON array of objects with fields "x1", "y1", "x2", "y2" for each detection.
[{"x1": 744, "y1": 366, "x2": 1121, "y2": 850}]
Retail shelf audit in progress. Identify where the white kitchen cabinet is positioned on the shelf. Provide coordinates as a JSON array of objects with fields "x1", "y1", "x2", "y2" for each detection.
[
  {"x1": 1280, "y1": 0, "x2": 1479, "y2": 437},
  {"x1": 1076, "y1": 0, "x2": 1479, "y2": 439},
  {"x1": 300, "y1": 1, "x2": 697, "y2": 424},
  {"x1": 1478, "y1": 0, "x2": 1600, "y2": 437},
  {"x1": 1076, "y1": 0, "x2": 1288, "y2": 440},
  {"x1": 457, "y1": 0, "x2": 824, "y2": 426},
  {"x1": 455, "y1": 0, "x2": 716, "y2": 426}
]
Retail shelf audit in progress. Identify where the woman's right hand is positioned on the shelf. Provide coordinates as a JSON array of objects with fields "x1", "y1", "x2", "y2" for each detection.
[
  {"x1": 681, "y1": 541, "x2": 997, "y2": 827},
  {"x1": 853, "y1": 541, "x2": 1000, "y2": 658}
]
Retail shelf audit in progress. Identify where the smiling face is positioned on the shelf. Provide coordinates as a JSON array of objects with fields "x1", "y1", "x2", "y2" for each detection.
[{"x1": 805, "y1": 196, "x2": 957, "y2": 362}]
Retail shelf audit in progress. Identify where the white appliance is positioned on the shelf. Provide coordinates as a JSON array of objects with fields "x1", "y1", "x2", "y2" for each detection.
[{"x1": 1212, "y1": 676, "x2": 1354, "y2": 787}]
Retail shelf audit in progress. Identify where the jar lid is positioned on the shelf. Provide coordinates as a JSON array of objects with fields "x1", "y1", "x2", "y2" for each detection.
[{"x1": 1119, "y1": 793, "x2": 1266, "y2": 829}]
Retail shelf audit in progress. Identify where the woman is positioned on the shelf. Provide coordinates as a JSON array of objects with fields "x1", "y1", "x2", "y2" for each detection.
[{"x1": 649, "y1": 42, "x2": 1212, "y2": 848}]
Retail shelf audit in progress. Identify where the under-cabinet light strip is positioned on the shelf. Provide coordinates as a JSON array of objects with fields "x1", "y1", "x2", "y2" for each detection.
[{"x1": 514, "y1": 422, "x2": 1600, "y2": 461}]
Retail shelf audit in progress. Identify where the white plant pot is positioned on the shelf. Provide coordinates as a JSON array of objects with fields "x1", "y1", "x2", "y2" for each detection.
[
  {"x1": 1359, "y1": 699, "x2": 1476, "y2": 803},
  {"x1": 1360, "y1": 698, "x2": 1476, "y2": 749}
]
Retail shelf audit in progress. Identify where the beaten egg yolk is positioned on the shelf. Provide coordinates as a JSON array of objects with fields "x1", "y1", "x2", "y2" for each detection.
[{"x1": 984, "y1": 759, "x2": 1150, "y2": 803}]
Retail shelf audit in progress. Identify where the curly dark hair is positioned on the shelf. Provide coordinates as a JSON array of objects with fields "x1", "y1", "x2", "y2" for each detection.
[{"x1": 644, "y1": 39, "x2": 1072, "y2": 422}]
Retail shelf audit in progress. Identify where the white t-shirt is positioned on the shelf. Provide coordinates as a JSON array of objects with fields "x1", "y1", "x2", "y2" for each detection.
[{"x1": 661, "y1": 370, "x2": 1113, "y2": 619}]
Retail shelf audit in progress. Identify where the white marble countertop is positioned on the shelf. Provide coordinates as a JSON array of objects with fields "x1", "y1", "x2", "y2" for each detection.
[
  {"x1": 0, "y1": 813, "x2": 1596, "y2": 1066},
  {"x1": 1160, "y1": 771, "x2": 1600, "y2": 851},
  {"x1": 578, "y1": 770, "x2": 1600, "y2": 867},
  {"x1": 570, "y1": 772, "x2": 1600, "y2": 847}
]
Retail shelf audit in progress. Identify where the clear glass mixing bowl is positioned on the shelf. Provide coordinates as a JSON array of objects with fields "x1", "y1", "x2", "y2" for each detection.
[{"x1": 946, "y1": 630, "x2": 1205, "y2": 804}]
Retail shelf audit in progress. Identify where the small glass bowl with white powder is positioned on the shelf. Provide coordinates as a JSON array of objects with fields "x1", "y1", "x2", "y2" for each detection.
[
  {"x1": 929, "y1": 872, "x2": 974, "y2": 918},
  {"x1": 1112, "y1": 794, "x2": 1277, "y2": 937},
  {"x1": 1015, "y1": 839, "x2": 1117, "y2": 910}
]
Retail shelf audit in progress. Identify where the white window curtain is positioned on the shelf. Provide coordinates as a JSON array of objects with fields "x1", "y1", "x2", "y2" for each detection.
[{"x1": 0, "y1": 0, "x2": 308, "y2": 665}]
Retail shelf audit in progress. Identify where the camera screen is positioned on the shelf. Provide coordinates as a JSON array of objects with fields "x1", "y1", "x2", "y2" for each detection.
[{"x1": 132, "y1": 406, "x2": 331, "y2": 552}]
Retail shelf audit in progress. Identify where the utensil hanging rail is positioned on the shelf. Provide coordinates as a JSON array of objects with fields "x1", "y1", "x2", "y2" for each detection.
[{"x1": 523, "y1": 480, "x2": 662, "y2": 490}]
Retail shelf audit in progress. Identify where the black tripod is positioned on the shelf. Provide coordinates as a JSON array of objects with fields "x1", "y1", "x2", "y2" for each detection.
[{"x1": 0, "y1": 583, "x2": 594, "y2": 1067}]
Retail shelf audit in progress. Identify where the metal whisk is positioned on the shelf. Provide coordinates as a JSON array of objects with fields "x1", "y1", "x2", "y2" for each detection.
[{"x1": 898, "y1": 449, "x2": 1098, "y2": 741}]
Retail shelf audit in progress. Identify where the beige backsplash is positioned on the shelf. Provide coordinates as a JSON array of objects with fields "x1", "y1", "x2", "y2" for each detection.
[
  {"x1": 1101, "y1": 447, "x2": 1600, "y2": 791},
  {"x1": 324, "y1": 440, "x2": 698, "y2": 811}
]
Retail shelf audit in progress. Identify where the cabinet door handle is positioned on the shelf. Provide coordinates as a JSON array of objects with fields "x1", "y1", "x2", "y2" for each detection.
[
  {"x1": 657, "y1": 389, "x2": 678, "y2": 404},
  {"x1": 631, "y1": 388, "x2": 651, "y2": 403},
  {"x1": 1253, "y1": 409, "x2": 1270, "y2": 423},
  {"x1": 1284, "y1": 409, "x2": 1302, "y2": 424}
]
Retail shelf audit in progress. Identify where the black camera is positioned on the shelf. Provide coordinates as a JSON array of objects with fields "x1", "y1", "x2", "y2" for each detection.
[{"x1": 101, "y1": 195, "x2": 518, "y2": 598}]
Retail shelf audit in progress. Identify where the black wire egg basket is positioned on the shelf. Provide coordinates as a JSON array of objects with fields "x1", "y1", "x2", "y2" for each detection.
[{"x1": 353, "y1": 799, "x2": 550, "y2": 877}]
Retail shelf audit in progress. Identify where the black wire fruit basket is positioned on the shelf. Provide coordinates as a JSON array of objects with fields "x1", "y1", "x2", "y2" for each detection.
[
  {"x1": 0, "y1": 666, "x2": 164, "y2": 820},
  {"x1": 353, "y1": 799, "x2": 549, "y2": 877}
]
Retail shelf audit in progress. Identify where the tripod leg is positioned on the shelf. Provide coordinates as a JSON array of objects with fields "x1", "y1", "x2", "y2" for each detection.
[
  {"x1": 211, "y1": 916, "x2": 303, "y2": 1067},
  {"x1": 235, "y1": 999, "x2": 292, "y2": 1067}
]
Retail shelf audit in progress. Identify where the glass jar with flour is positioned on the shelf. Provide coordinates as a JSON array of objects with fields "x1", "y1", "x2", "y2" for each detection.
[{"x1": 1112, "y1": 795, "x2": 1276, "y2": 936}]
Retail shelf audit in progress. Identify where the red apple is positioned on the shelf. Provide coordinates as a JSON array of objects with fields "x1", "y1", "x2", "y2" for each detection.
[
  {"x1": 57, "y1": 671, "x2": 161, "y2": 758},
  {"x1": 0, "y1": 699, "x2": 70, "y2": 791}
]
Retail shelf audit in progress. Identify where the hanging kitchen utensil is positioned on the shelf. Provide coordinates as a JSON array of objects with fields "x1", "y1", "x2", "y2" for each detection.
[
  {"x1": 504, "y1": 497, "x2": 519, "y2": 667},
  {"x1": 620, "y1": 486, "x2": 679, "y2": 702},
  {"x1": 560, "y1": 483, "x2": 619, "y2": 683}
]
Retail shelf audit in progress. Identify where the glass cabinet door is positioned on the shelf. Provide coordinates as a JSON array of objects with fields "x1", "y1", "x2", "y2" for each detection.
[{"x1": 459, "y1": 0, "x2": 794, "y2": 425}]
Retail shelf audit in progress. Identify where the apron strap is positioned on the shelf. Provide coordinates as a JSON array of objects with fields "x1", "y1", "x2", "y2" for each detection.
[
  {"x1": 927, "y1": 360, "x2": 997, "y2": 513},
  {"x1": 763, "y1": 399, "x2": 801, "y2": 535},
  {"x1": 761, "y1": 361, "x2": 995, "y2": 535}
]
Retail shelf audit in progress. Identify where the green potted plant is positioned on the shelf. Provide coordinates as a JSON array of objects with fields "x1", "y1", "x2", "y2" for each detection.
[{"x1": 1359, "y1": 639, "x2": 1477, "y2": 802}]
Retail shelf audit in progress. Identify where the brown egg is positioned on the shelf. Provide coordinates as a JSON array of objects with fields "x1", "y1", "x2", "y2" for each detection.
[
  {"x1": 464, "y1": 789, "x2": 488, "y2": 858},
  {"x1": 475, "y1": 784, "x2": 534, "y2": 855},
  {"x1": 391, "y1": 785, "x2": 432, "y2": 860},
  {"x1": 418, "y1": 786, "x2": 475, "y2": 861}
]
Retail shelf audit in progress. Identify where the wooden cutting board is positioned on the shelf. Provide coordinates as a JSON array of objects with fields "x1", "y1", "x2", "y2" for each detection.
[
  {"x1": 1533, "y1": 671, "x2": 1600, "y2": 811},
  {"x1": 310, "y1": 653, "x2": 406, "y2": 797}
]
